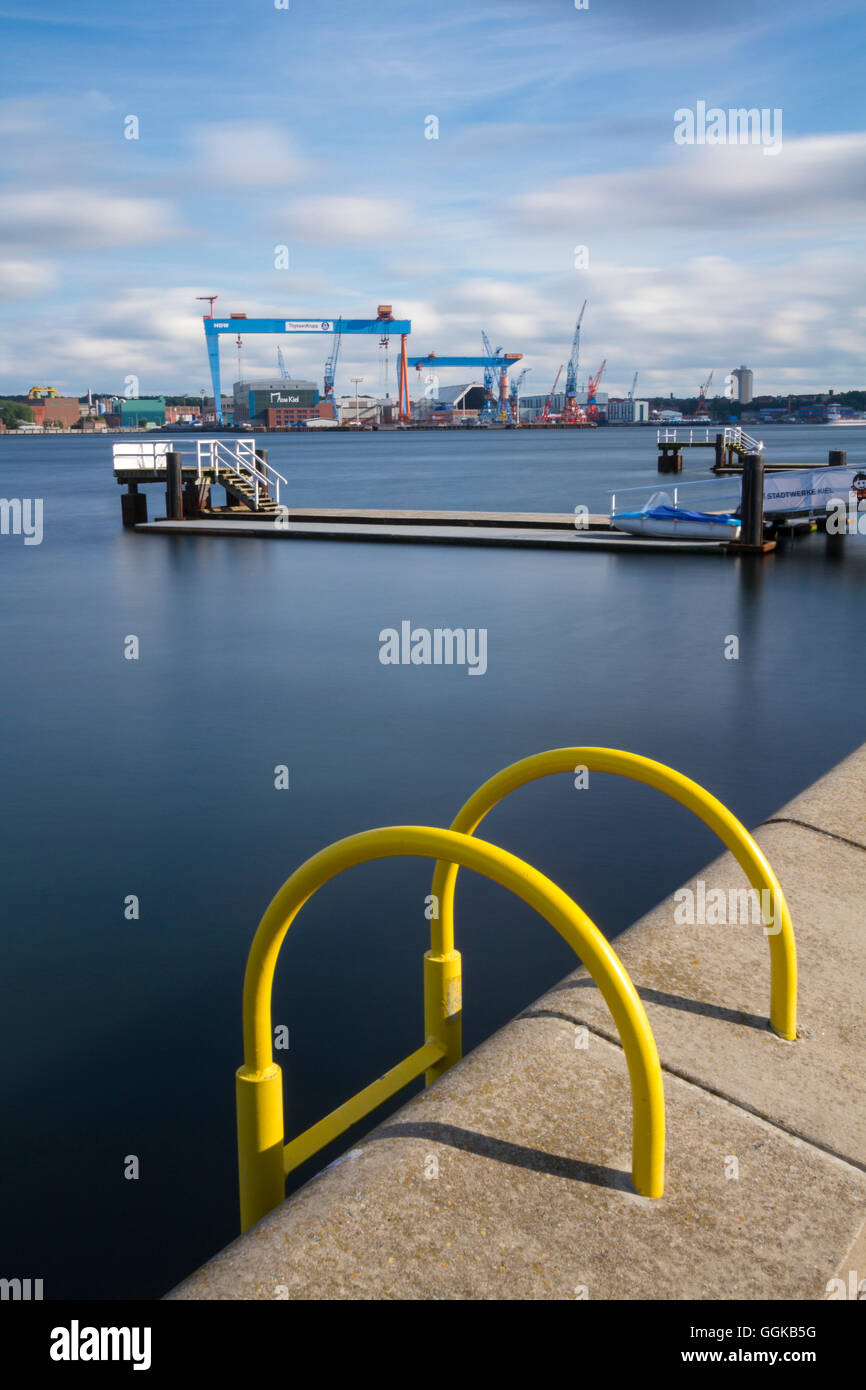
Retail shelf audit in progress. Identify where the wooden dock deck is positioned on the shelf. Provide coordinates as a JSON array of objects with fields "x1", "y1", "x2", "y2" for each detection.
[
  {"x1": 135, "y1": 512, "x2": 729, "y2": 553},
  {"x1": 198, "y1": 506, "x2": 611, "y2": 530}
]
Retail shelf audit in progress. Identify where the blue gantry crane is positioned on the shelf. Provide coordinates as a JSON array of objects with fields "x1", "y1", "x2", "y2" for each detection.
[{"x1": 202, "y1": 303, "x2": 412, "y2": 423}]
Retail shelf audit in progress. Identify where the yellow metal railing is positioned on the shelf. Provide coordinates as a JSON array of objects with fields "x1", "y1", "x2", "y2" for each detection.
[
  {"x1": 236, "y1": 825, "x2": 666, "y2": 1231},
  {"x1": 235, "y1": 748, "x2": 798, "y2": 1234},
  {"x1": 429, "y1": 747, "x2": 797, "y2": 1044}
]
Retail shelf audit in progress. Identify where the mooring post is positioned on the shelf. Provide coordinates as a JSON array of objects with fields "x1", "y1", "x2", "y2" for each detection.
[
  {"x1": 714, "y1": 432, "x2": 724, "y2": 470},
  {"x1": 741, "y1": 452, "x2": 764, "y2": 545},
  {"x1": 829, "y1": 449, "x2": 847, "y2": 468},
  {"x1": 658, "y1": 447, "x2": 682, "y2": 474},
  {"x1": 165, "y1": 451, "x2": 183, "y2": 520},
  {"x1": 730, "y1": 451, "x2": 775, "y2": 553}
]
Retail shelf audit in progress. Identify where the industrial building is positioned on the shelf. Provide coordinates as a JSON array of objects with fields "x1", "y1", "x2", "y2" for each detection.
[
  {"x1": 165, "y1": 404, "x2": 202, "y2": 425},
  {"x1": 411, "y1": 384, "x2": 485, "y2": 424},
  {"x1": 607, "y1": 398, "x2": 649, "y2": 424},
  {"x1": 336, "y1": 392, "x2": 379, "y2": 425},
  {"x1": 119, "y1": 397, "x2": 165, "y2": 428},
  {"x1": 232, "y1": 378, "x2": 322, "y2": 426},
  {"x1": 25, "y1": 396, "x2": 82, "y2": 428}
]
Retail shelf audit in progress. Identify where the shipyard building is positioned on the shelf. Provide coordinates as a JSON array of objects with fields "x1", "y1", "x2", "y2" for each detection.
[
  {"x1": 232, "y1": 378, "x2": 334, "y2": 427},
  {"x1": 607, "y1": 398, "x2": 650, "y2": 423}
]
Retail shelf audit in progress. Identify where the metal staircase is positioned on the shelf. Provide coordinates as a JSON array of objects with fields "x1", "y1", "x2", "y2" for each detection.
[
  {"x1": 216, "y1": 467, "x2": 280, "y2": 514},
  {"x1": 723, "y1": 425, "x2": 764, "y2": 455},
  {"x1": 196, "y1": 438, "x2": 286, "y2": 514}
]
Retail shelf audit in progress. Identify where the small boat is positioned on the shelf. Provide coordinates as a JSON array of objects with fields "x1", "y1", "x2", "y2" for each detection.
[{"x1": 613, "y1": 500, "x2": 741, "y2": 541}]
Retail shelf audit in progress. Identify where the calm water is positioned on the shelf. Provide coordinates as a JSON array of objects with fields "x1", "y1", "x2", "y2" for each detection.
[{"x1": 2, "y1": 425, "x2": 864, "y2": 1298}]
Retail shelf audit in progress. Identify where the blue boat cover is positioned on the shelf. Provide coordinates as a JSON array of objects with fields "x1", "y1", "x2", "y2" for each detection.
[{"x1": 616, "y1": 505, "x2": 740, "y2": 526}]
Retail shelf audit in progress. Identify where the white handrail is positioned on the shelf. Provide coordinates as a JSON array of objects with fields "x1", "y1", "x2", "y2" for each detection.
[
  {"x1": 196, "y1": 438, "x2": 287, "y2": 506},
  {"x1": 723, "y1": 426, "x2": 764, "y2": 453},
  {"x1": 656, "y1": 427, "x2": 713, "y2": 444},
  {"x1": 113, "y1": 437, "x2": 287, "y2": 507}
]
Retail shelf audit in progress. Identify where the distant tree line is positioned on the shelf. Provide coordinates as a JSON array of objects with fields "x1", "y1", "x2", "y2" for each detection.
[
  {"x1": 0, "y1": 400, "x2": 35, "y2": 428},
  {"x1": 648, "y1": 389, "x2": 866, "y2": 417}
]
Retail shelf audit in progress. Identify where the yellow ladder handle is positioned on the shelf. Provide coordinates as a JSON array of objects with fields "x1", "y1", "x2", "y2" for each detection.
[
  {"x1": 431, "y1": 748, "x2": 797, "y2": 1041},
  {"x1": 236, "y1": 825, "x2": 665, "y2": 1230}
]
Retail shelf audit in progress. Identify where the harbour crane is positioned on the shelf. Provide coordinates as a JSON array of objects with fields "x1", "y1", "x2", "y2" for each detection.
[
  {"x1": 510, "y1": 367, "x2": 531, "y2": 426},
  {"x1": 277, "y1": 347, "x2": 289, "y2": 379},
  {"x1": 562, "y1": 300, "x2": 588, "y2": 424},
  {"x1": 323, "y1": 322, "x2": 342, "y2": 415},
  {"x1": 409, "y1": 347, "x2": 523, "y2": 424},
  {"x1": 540, "y1": 364, "x2": 564, "y2": 422},
  {"x1": 695, "y1": 369, "x2": 714, "y2": 417},
  {"x1": 586, "y1": 359, "x2": 607, "y2": 421},
  {"x1": 480, "y1": 330, "x2": 505, "y2": 423},
  {"x1": 629, "y1": 371, "x2": 638, "y2": 401}
]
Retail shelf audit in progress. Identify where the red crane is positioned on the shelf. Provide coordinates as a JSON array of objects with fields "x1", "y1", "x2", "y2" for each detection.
[
  {"x1": 586, "y1": 359, "x2": 607, "y2": 420},
  {"x1": 196, "y1": 295, "x2": 218, "y2": 317},
  {"x1": 694, "y1": 369, "x2": 714, "y2": 418},
  {"x1": 540, "y1": 364, "x2": 564, "y2": 422}
]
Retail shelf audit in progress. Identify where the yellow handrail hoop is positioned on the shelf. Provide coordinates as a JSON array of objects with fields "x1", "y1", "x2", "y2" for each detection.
[
  {"x1": 236, "y1": 825, "x2": 665, "y2": 1231},
  {"x1": 430, "y1": 748, "x2": 797, "y2": 1046}
]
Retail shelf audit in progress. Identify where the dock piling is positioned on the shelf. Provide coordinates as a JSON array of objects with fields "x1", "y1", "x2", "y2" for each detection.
[
  {"x1": 183, "y1": 480, "x2": 211, "y2": 517},
  {"x1": 165, "y1": 451, "x2": 183, "y2": 521},
  {"x1": 658, "y1": 447, "x2": 683, "y2": 473},
  {"x1": 121, "y1": 481, "x2": 147, "y2": 527},
  {"x1": 730, "y1": 451, "x2": 775, "y2": 554}
]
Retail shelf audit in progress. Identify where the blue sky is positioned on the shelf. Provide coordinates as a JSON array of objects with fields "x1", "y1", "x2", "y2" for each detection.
[{"x1": 0, "y1": 0, "x2": 864, "y2": 398}]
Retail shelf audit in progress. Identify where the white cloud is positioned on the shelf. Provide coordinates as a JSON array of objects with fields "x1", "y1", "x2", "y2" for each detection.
[
  {"x1": 190, "y1": 122, "x2": 308, "y2": 187},
  {"x1": 0, "y1": 190, "x2": 181, "y2": 250},
  {"x1": 0, "y1": 98, "x2": 52, "y2": 135},
  {"x1": 381, "y1": 251, "x2": 866, "y2": 396},
  {"x1": 93, "y1": 286, "x2": 207, "y2": 342},
  {"x1": 510, "y1": 134, "x2": 866, "y2": 237},
  {"x1": 286, "y1": 196, "x2": 415, "y2": 244},
  {"x1": 0, "y1": 259, "x2": 57, "y2": 300},
  {"x1": 84, "y1": 89, "x2": 113, "y2": 112}
]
